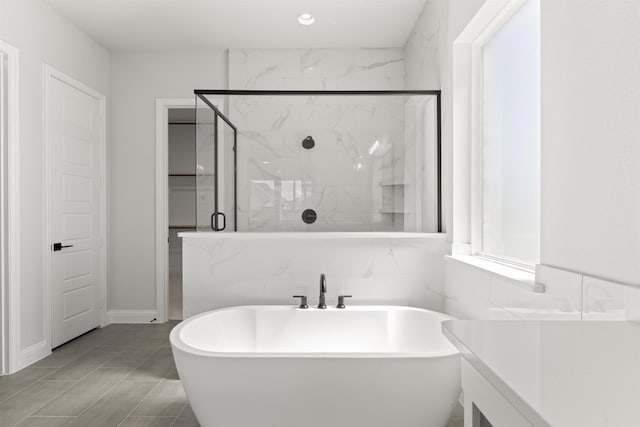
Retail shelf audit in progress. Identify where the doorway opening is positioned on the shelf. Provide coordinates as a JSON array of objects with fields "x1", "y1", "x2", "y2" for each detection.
[
  {"x1": 167, "y1": 108, "x2": 197, "y2": 320},
  {"x1": 156, "y1": 99, "x2": 224, "y2": 322}
]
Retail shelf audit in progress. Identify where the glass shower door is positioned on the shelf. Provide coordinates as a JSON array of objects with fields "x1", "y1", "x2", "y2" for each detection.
[
  {"x1": 195, "y1": 96, "x2": 237, "y2": 231},
  {"x1": 195, "y1": 90, "x2": 441, "y2": 233}
]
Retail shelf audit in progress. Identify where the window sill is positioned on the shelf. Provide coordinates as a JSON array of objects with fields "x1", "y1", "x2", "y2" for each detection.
[{"x1": 445, "y1": 255, "x2": 545, "y2": 293}]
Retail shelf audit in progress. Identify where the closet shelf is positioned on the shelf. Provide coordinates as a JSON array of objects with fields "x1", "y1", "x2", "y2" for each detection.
[
  {"x1": 169, "y1": 173, "x2": 215, "y2": 177},
  {"x1": 169, "y1": 225, "x2": 197, "y2": 229},
  {"x1": 169, "y1": 122, "x2": 215, "y2": 125},
  {"x1": 379, "y1": 180, "x2": 407, "y2": 186},
  {"x1": 379, "y1": 209, "x2": 408, "y2": 214}
]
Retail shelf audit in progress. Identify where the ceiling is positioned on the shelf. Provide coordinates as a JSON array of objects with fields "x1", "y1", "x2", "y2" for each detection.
[{"x1": 44, "y1": 0, "x2": 428, "y2": 52}]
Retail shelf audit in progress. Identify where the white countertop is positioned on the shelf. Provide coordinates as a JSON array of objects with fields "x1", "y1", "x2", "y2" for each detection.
[
  {"x1": 178, "y1": 231, "x2": 446, "y2": 239},
  {"x1": 442, "y1": 320, "x2": 640, "y2": 427}
]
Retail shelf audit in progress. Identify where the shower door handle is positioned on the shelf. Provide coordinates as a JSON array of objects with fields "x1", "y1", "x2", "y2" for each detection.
[{"x1": 210, "y1": 212, "x2": 226, "y2": 231}]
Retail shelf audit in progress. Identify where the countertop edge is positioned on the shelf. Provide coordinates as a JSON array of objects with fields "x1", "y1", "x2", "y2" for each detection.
[{"x1": 441, "y1": 321, "x2": 552, "y2": 427}]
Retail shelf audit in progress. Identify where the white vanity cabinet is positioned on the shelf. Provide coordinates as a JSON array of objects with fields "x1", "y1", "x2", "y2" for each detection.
[
  {"x1": 461, "y1": 359, "x2": 532, "y2": 427},
  {"x1": 443, "y1": 320, "x2": 640, "y2": 427}
]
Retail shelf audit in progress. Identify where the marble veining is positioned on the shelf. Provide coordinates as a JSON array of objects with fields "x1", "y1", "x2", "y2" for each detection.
[
  {"x1": 346, "y1": 57, "x2": 404, "y2": 76},
  {"x1": 227, "y1": 48, "x2": 409, "y2": 232},
  {"x1": 404, "y1": 0, "x2": 442, "y2": 89}
]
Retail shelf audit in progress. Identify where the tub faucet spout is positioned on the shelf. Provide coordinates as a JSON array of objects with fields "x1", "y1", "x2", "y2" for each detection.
[{"x1": 318, "y1": 274, "x2": 327, "y2": 309}]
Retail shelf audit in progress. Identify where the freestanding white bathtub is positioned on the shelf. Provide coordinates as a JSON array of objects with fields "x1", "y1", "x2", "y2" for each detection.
[{"x1": 170, "y1": 305, "x2": 461, "y2": 427}]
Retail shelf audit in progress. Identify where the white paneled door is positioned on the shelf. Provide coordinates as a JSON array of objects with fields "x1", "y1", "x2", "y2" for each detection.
[{"x1": 49, "y1": 73, "x2": 103, "y2": 348}]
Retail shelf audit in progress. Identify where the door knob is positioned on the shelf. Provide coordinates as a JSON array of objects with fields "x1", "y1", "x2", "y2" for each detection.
[{"x1": 52, "y1": 243, "x2": 74, "y2": 251}]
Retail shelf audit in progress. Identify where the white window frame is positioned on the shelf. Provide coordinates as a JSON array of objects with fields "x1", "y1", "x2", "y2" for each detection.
[{"x1": 452, "y1": 0, "x2": 539, "y2": 274}]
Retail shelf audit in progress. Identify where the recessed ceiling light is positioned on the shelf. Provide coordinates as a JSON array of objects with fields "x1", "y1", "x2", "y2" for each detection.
[{"x1": 298, "y1": 13, "x2": 315, "y2": 26}]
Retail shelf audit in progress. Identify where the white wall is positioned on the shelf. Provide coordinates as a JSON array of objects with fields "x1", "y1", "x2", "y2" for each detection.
[
  {"x1": 109, "y1": 51, "x2": 227, "y2": 314},
  {"x1": 443, "y1": 0, "x2": 640, "y2": 320},
  {"x1": 0, "y1": 0, "x2": 110, "y2": 368}
]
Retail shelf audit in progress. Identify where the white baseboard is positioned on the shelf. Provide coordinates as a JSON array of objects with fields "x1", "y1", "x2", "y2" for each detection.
[
  {"x1": 108, "y1": 310, "x2": 159, "y2": 324},
  {"x1": 18, "y1": 340, "x2": 50, "y2": 372}
]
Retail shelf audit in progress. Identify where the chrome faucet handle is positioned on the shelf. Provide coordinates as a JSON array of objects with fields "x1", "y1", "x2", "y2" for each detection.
[
  {"x1": 292, "y1": 295, "x2": 308, "y2": 309},
  {"x1": 336, "y1": 295, "x2": 352, "y2": 309}
]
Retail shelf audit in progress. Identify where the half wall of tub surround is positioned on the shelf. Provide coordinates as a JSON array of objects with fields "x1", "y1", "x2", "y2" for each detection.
[
  {"x1": 181, "y1": 233, "x2": 448, "y2": 318},
  {"x1": 217, "y1": 49, "x2": 438, "y2": 232}
]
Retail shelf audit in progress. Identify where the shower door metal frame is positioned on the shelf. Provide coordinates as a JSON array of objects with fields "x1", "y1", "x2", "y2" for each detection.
[
  {"x1": 195, "y1": 89, "x2": 442, "y2": 233},
  {"x1": 195, "y1": 94, "x2": 238, "y2": 231}
]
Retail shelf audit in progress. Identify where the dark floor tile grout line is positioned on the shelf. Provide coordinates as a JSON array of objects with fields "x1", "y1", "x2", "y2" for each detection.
[
  {"x1": 0, "y1": 370, "x2": 55, "y2": 404},
  {"x1": 98, "y1": 346, "x2": 162, "y2": 371},
  {"x1": 71, "y1": 374, "x2": 132, "y2": 423},
  {"x1": 41, "y1": 347, "x2": 104, "y2": 380},
  {"x1": 41, "y1": 345, "x2": 96, "y2": 371},
  {"x1": 122, "y1": 416, "x2": 176, "y2": 418},
  {"x1": 169, "y1": 401, "x2": 190, "y2": 427},
  {"x1": 5, "y1": 326, "x2": 178, "y2": 427},
  {"x1": 10, "y1": 379, "x2": 77, "y2": 427},
  {"x1": 119, "y1": 346, "x2": 168, "y2": 381},
  {"x1": 115, "y1": 379, "x2": 165, "y2": 427},
  {"x1": 17, "y1": 415, "x2": 74, "y2": 419},
  {"x1": 2, "y1": 369, "x2": 76, "y2": 405},
  {"x1": 43, "y1": 355, "x2": 106, "y2": 383},
  {"x1": 20, "y1": 362, "x2": 135, "y2": 425},
  {"x1": 71, "y1": 346, "x2": 167, "y2": 425}
]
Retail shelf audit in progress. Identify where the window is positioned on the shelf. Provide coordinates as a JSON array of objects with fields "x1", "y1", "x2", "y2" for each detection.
[{"x1": 478, "y1": 0, "x2": 540, "y2": 267}]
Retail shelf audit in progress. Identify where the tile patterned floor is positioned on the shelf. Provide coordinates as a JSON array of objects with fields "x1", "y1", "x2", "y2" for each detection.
[{"x1": 0, "y1": 322, "x2": 464, "y2": 427}]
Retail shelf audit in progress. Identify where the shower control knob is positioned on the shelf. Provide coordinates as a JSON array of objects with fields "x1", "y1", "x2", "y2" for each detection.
[
  {"x1": 302, "y1": 136, "x2": 315, "y2": 149},
  {"x1": 301, "y1": 209, "x2": 317, "y2": 224}
]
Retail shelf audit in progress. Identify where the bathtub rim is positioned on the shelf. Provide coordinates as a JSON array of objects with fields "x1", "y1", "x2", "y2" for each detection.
[{"x1": 170, "y1": 305, "x2": 460, "y2": 359}]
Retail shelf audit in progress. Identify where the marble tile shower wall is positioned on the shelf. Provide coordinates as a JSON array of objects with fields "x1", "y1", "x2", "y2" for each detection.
[
  {"x1": 182, "y1": 235, "x2": 449, "y2": 318},
  {"x1": 444, "y1": 260, "x2": 640, "y2": 322},
  {"x1": 227, "y1": 49, "x2": 407, "y2": 231}
]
